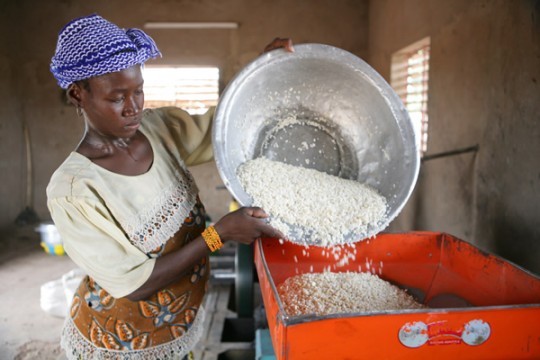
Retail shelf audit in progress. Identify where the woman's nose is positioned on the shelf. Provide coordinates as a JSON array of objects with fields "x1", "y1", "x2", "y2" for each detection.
[{"x1": 124, "y1": 96, "x2": 141, "y2": 116}]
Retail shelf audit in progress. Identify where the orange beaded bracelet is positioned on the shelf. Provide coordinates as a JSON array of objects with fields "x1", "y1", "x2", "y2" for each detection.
[{"x1": 202, "y1": 226, "x2": 223, "y2": 252}]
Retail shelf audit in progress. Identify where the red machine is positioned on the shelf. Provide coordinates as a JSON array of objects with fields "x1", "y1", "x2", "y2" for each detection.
[{"x1": 255, "y1": 232, "x2": 540, "y2": 359}]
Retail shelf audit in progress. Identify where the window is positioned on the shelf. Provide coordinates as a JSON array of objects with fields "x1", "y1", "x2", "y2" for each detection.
[
  {"x1": 391, "y1": 37, "x2": 430, "y2": 154},
  {"x1": 142, "y1": 66, "x2": 219, "y2": 115}
]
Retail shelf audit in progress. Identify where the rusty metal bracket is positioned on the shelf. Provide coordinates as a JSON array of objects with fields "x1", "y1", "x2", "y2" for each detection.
[{"x1": 421, "y1": 145, "x2": 479, "y2": 163}]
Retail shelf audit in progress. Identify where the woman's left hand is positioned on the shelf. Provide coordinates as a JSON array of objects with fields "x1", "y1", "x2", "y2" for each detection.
[
  {"x1": 262, "y1": 38, "x2": 295, "y2": 54},
  {"x1": 213, "y1": 207, "x2": 284, "y2": 245}
]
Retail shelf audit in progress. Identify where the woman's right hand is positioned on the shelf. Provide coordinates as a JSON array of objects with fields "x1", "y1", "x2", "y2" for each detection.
[{"x1": 213, "y1": 207, "x2": 283, "y2": 245}]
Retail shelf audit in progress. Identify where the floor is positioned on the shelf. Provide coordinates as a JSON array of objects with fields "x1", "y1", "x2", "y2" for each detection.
[
  {"x1": 0, "y1": 224, "x2": 263, "y2": 360},
  {"x1": 0, "y1": 225, "x2": 72, "y2": 360}
]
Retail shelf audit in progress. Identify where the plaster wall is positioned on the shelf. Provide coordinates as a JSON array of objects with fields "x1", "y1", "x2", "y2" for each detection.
[
  {"x1": 0, "y1": 2, "x2": 25, "y2": 227},
  {"x1": 369, "y1": 0, "x2": 540, "y2": 274},
  {"x1": 0, "y1": 0, "x2": 368, "y2": 226}
]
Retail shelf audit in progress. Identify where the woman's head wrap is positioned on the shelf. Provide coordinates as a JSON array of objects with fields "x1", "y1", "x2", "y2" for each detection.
[{"x1": 50, "y1": 14, "x2": 161, "y2": 89}]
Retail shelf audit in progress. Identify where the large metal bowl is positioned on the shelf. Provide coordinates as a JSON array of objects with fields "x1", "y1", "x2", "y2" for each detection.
[{"x1": 213, "y1": 44, "x2": 419, "y2": 244}]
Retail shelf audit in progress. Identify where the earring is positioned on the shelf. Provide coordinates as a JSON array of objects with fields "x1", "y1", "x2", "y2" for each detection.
[{"x1": 76, "y1": 106, "x2": 83, "y2": 117}]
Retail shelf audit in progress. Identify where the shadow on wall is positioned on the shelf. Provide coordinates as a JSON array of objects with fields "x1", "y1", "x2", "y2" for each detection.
[{"x1": 493, "y1": 215, "x2": 540, "y2": 276}]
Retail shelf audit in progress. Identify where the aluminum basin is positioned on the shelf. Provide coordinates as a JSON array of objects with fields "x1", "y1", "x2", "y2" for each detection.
[{"x1": 213, "y1": 44, "x2": 419, "y2": 243}]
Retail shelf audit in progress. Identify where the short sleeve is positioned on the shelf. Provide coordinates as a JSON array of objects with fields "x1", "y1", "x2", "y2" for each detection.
[
  {"x1": 158, "y1": 107, "x2": 215, "y2": 166},
  {"x1": 48, "y1": 196, "x2": 156, "y2": 298}
]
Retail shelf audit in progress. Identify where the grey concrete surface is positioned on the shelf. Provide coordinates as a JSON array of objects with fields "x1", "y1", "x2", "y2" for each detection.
[
  {"x1": 0, "y1": 225, "x2": 74, "y2": 360},
  {"x1": 0, "y1": 225, "x2": 256, "y2": 360}
]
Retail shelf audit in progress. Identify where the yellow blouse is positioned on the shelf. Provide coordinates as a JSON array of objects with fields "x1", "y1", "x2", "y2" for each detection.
[{"x1": 46, "y1": 107, "x2": 214, "y2": 298}]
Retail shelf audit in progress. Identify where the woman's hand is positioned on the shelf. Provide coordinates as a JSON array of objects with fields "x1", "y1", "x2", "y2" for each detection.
[
  {"x1": 213, "y1": 207, "x2": 283, "y2": 245},
  {"x1": 262, "y1": 38, "x2": 295, "y2": 54}
]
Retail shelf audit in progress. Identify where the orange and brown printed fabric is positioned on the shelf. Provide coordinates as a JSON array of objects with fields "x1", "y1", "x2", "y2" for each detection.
[{"x1": 61, "y1": 201, "x2": 209, "y2": 359}]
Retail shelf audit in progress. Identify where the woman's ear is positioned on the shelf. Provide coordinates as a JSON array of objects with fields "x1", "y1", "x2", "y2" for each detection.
[{"x1": 66, "y1": 83, "x2": 82, "y2": 108}]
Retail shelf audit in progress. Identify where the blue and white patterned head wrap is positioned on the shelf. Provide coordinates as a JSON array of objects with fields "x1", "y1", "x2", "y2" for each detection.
[{"x1": 50, "y1": 14, "x2": 161, "y2": 89}]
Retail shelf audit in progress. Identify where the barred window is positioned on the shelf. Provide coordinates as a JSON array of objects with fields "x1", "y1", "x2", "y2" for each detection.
[
  {"x1": 391, "y1": 37, "x2": 430, "y2": 154},
  {"x1": 142, "y1": 66, "x2": 219, "y2": 115}
]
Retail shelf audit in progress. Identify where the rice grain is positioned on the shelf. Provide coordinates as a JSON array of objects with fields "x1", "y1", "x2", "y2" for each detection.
[
  {"x1": 278, "y1": 272, "x2": 425, "y2": 317},
  {"x1": 237, "y1": 157, "x2": 387, "y2": 246}
]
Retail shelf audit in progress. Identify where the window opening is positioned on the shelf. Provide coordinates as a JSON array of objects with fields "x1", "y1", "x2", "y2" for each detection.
[
  {"x1": 391, "y1": 37, "x2": 430, "y2": 154},
  {"x1": 142, "y1": 66, "x2": 219, "y2": 115}
]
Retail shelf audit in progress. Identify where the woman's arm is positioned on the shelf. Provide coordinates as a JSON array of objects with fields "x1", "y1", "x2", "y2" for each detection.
[{"x1": 125, "y1": 207, "x2": 282, "y2": 301}]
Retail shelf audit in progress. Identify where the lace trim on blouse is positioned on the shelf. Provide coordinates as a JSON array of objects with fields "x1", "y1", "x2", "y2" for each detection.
[
  {"x1": 120, "y1": 169, "x2": 199, "y2": 254},
  {"x1": 61, "y1": 306, "x2": 205, "y2": 360}
]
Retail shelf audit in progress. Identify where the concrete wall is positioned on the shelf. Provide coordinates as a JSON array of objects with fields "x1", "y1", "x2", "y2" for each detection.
[
  {"x1": 0, "y1": 0, "x2": 368, "y2": 226},
  {"x1": 369, "y1": 0, "x2": 540, "y2": 274}
]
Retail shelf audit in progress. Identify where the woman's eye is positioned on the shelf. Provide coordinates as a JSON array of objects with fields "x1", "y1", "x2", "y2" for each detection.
[{"x1": 111, "y1": 97, "x2": 124, "y2": 103}]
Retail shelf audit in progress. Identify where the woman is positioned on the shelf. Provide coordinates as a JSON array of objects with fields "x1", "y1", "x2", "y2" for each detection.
[{"x1": 47, "y1": 14, "x2": 291, "y2": 359}]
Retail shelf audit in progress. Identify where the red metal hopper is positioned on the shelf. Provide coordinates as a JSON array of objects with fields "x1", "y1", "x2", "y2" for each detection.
[{"x1": 254, "y1": 232, "x2": 540, "y2": 359}]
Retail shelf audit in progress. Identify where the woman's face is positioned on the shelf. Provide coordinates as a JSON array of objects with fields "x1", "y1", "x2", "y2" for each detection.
[{"x1": 79, "y1": 65, "x2": 145, "y2": 139}]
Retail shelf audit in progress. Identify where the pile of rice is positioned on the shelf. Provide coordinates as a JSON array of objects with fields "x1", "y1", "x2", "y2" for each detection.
[
  {"x1": 237, "y1": 157, "x2": 387, "y2": 246},
  {"x1": 277, "y1": 271, "x2": 425, "y2": 317}
]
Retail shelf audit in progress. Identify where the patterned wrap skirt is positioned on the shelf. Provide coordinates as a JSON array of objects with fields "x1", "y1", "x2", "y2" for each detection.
[{"x1": 61, "y1": 201, "x2": 209, "y2": 360}]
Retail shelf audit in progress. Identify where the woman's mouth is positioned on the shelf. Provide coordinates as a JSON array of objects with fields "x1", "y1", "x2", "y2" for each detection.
[{"x1": 124, "y1": 121, "x2": 140, "y2": 131}]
